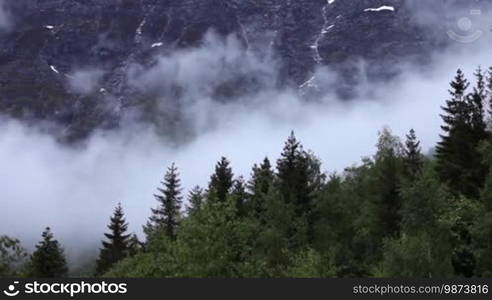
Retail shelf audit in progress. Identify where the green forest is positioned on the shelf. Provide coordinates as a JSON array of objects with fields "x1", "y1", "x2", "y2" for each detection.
[{"x1": 3, "y1": 67, "x2": 492, "y2": 278}]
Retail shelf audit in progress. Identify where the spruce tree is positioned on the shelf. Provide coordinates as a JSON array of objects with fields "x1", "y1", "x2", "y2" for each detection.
[
  {"x1": 249, "y1": 158, "x2": 274, "y2": 196},
  {"x1": 276, "y1": 132, "x2": 313, "y2": 248},
  {"x1": 208, "y1": 157, "x2": 234, "y2": 203},
  {"x1": 248, "y1": 157, "x2": 275, "y2": 220},
  {"x1": 403, "y1": 129, "x2": 424, "y2": 180},
  {"x1": 186, "y1": 186, "x2": 204, "y2": 216},
  {"x1": 276, "y1": 131, "x2": 312, "y2": 212},
  {"x1": 467, "y1": 67, "x2": 489, "y2": 196},
  {"x1": 470, "y1": 67, "x2": 487, "y2": 137},
  {"x1": 96, "y1": 203, "x2": 131, "y2": 275},
  {"x1": 145, "y1": 163, "x2": 183, "y2": 240},
  {"x1": 231, "y1": 176, "x2": 248, "y2": 217},
  {"x1": 436, "y1": 69, "x2": 486, "y2": 198},
  {"x1": 30, "y1": 227, "x2": 68, "y2": 278}
]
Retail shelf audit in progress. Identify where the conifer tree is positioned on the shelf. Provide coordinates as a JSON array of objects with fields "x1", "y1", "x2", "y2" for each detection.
[
  {"x1": 248, "y1": 157, "x2": 275, "y2": 219},
  {"x1": 470, "y1": 67, "x2": 487, "y2": 137},
  {"x1": 249, "y1": 158, "x2": 274, "y2": 195},
  {"x1": 438, "y1": 69, "x2": 490, "y2": 275},
  {"x1": 96, "y1": 203, "x2": 131, "y2": 275},
  {"x1": 467, "y1": 67, "x2": 489, "y2": 196},
  {"x1": 275, "y1": 132, "x2": 314, "y2": 249},
  {"x1": 403, "y1": 129, "x2": 424, "y2": 180},
  {"x1": 435, "y1": 68, "x2": 487, "y2": 274},
  {"x1": 436, "y1": 69, "x2": 486, "y2": 198},
  {"x1": 186, "y1": 186, "x2": 204, "y2": 216},
  {"x1": 231, "y1": 176, "x2": 248, "y2": 217},
  {"x1": 30, "y1": 227, "x2": 68, "y2": 278},
  {"x1": 145, "y1": 163, "x2": 183, "y2": 240},
  {"x1": 276, "y1": 131, "x2": 312, "y2": 212},
  {"x1": 208, "y1": 157, "x2": 234, "y2": 203}
]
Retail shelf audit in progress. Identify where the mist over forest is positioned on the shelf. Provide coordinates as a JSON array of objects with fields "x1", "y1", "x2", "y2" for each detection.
[{"x1": 2, "y1": 0, "x2": 492, "y2": 277}]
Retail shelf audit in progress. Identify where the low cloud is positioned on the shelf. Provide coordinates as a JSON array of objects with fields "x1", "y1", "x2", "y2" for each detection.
[{"x1": 1, "y1": 24, "x2": 492, "y2": 265}]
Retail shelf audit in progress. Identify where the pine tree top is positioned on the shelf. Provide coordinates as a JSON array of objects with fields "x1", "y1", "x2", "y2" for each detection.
[
  {"x1": 104, "y1": 203, "x2": 131, "y2": 242},
  {"x1": 211, "y1": 157, "x2": 233, "y2": 180},
  {"x1": 405, "y1": 129, "x2": 421, "y2": 155},
  {"x1": 145, "y1": 163, "x2": 183, "y2": 240},
  {"x1": 187, "y1": 185, "x2": 204, "y2": 215},
  {"x1": 281, "y1": 131, "x2": 302, "y2": 159},
  {"x1": 261, "y1": 157, "x2": 272, "y2": 170},
  {"x1": 31, "y1": 227, "x2": 68, "y2": 278},
  {"x1": 448, "y1": 69, "x2": 470, "y2": 97},
  {"x1": 208, "y1": 157, "x2": 234, "y2": 203}
]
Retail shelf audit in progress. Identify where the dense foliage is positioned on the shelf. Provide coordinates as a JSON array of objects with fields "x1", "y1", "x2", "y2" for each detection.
[
  {"x1": 29, "y1": 228, "x2": 68, "y2": 278},
  {"x1": 3, "y1": 67, "x2": 492, "y2": 278}
]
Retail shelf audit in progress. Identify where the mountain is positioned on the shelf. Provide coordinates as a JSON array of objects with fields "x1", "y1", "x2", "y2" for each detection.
[{"x1": 0, "y1": 0, "x2": 474, "y2": 139}]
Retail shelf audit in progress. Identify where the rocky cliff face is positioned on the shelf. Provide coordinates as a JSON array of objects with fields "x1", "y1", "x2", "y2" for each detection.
[{"x1": 0, "y1": 0, "x2": 470, "y2": 139}]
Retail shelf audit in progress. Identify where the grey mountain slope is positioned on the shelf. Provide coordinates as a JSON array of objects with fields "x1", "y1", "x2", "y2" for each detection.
[{"x1": 0, "y1": 0, "x2": 474, "y2": 139}]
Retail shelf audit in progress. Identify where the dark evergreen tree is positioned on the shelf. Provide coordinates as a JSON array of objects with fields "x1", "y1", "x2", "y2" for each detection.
[
  {"x1": 466, "y1": 67, "x2": 489, "y2": 197},
  {"x1": 469, "y1": 67, "x2": 487, "y2": 137},
  {"x1": 145, "y1": 163, "x2": 183, "y2": 240},
  {"x1": 436, "y1": 68, "x2": 490, "y2": 276},
  {"x1": 403, "y1": 129, "x2": 424, "y2": 180},
  {"x1": 436, "y1": 69, "x2": 486, "y2": 198},
  {"x1": 248, "y1": 157, "x2": 275, "y2": 220},
  {"x1": 186, "y1": 186, "x2": 204, "y2": 216},
  {"x1": 276, "y1": 131, "x2": 312, "y2": 212},
  {"x1": 208, "y1": 157, "x2": 234, "y2": 203},
  {"x1": 249, "y1": 158, "x2": 274, "y2": 195},
  {"x1": 30, "y1": 227, "x2": 68, "y2": 278},
  {"x1": 96, "y1": 203, "x2": 131, "y2": 275},
  {"x1": 275, "y1": 132, "x2": 314, "y2": 249},
  {"x1": 436, "y1": 69, "x2": 470, "y2": 170},
  {"x1": 231, "y1": 176, "x2": 248, "y2": 217},
  {"x1": 435, "y1": 68, "x2": 489, "y2": 276}
]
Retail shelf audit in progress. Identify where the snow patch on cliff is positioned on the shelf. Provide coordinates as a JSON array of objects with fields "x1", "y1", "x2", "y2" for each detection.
[
  {"x1": 50, "y1": 65, "x2": 60, "y2": 74},
  {"x1": 364, "y1": 6, "x2": 395, "y2": 12}
]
